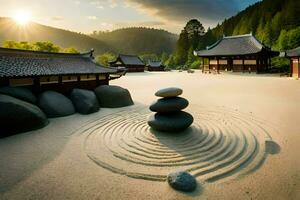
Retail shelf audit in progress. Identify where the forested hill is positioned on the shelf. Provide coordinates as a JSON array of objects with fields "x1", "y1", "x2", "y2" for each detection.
[
  {"x1": 90, "y1": 27, "x2": 178, "y2": 55},
  {"x1": 0, "y1": 17, "x2": 111, "y2": 54},
  {"x1": 199, "y1": 0, "x2": 300, "y2": 50}
]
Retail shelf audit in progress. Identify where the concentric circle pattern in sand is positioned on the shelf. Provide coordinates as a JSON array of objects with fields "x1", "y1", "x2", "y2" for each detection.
[{"x1": 80, "y1": 106, "x2": 276, "y2": 183}]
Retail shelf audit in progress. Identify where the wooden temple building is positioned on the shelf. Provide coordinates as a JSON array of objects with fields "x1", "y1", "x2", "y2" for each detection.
[
  {"x1": 0, "y1": 48, "x2": 120, "y2": 93},
  {"x1": 109, "y1": 54, "x2": 145, "y2": 72},
  {"x1": 286, "y1": 47, "x2": 300, "y2": 78},
  {"x1": 146, "y1": 61, "x2": 165, "y2": 71},
  {"x1": 195, "y1": 33, "x2": 279, "y2": 73}
]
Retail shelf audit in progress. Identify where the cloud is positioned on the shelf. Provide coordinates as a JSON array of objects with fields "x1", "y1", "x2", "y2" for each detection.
[
  {"x1": 87, "y1": 16, "x2": 98, "y2": 20},
  {"x1": 125, "y1": 0, "x2": 258, "y2": 27},
  {"x1": 51, "y1": 16, "x2": 64, "y2": 21}
]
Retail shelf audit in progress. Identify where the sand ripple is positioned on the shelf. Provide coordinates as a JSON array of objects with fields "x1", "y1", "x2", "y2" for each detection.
[{"x1": 78, "y1": 106, "x2": 276, "y2": 182}]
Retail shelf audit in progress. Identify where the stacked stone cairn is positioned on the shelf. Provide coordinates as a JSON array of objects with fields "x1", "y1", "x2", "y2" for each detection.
[{"x1": 148, "y1": 87, "x2": 194, "y2": 132}]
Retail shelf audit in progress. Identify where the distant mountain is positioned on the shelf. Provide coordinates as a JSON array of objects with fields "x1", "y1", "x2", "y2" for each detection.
[
  {"x1": 0, "y1": 18, "x2": 178, "y2": 56},
  {"x1": 0, "y1": 17, "x2": 111, "y2": 54},
  {"x1": 90, "y1": 27, "x2": 178, "y2": 55}
]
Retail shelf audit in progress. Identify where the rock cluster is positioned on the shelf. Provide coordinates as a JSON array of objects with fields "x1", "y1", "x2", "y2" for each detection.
[
  {"x1": 148, "y1": 87, "x2": 193, "y2": 132},
  {"x1": 0, "y1": 85, "x2": 133, "y2": 137}
]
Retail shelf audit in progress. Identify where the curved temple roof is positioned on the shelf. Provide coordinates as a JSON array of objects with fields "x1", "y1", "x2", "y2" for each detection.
[
  {"x1": 286, "y1": 46, "x2": 300, "y2": 57},
  {"x1": 0, "y1": 48, "x2": 117, "y2": 78},
  {"x1": 110, "y1": 54, "x2": 145, "y2": 66},
  {"x1": 195, "y1": 33, "x2": 278, "y2": 57}
]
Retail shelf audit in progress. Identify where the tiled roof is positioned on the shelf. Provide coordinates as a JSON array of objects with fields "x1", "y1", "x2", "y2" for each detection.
[
  {"x1": 148, "y1": 61, "x2": 163, "y2": 67},
  {"x1": 195, "y1": 33, "x2": 277, "y2": 57},
  {"x1": 0, "y1": 48, "x2": 117, "y2": 78},
  {"x1": 286, "y1": 47, "x2": 300, "y2": 57},
  {"x1": 119, "y1": 54, "x2": 144, "y2": 66}
]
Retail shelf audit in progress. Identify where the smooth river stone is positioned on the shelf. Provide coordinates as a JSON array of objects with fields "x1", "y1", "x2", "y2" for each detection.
[
  {"x1": 94, "y1": 85, "x2": 134, "y2": 108},
  {"x1": 149, "y1": 97, "x2": 189, "y2": 113},
  {"x1": 38, "y1": 91, "x2": 75, "y2": 118},
  {"x1": 167, "y1": 171, "x2": 197, "y2": 192},
  {"x1": 147, "y1": 111, "x2": 194, "y2": 132},
  {"x1": 155, "y1": 87, "x2": 183, "y2": 98},
  {"x1": 0, "y1": 94, "x2": 48, "y2": 137}
]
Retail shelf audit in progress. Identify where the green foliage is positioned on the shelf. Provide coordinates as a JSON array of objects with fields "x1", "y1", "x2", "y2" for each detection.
[
  {"x1": 140, "y1": 54, "x2": 159, "y2": 64},
  {"x1": 276, "y1": 27, "x2": 300, "y2": 50},
  {"x1": 33, "y1": 41, "x2": 60, "y2": 52},
  {"x1": 174, "y1": 19, "x2": 205, "y2": 67},
  {"x1": 3, "y1": 41, "x2": 33, "y2": 50},
  {"x1": 2, "y1": 40, "x2": 79, "y2": 53},
  {"x1": 165, "y1": 54, "x2": 176, "y2": 68},
  {"x1": 160, "y1": 52, "x2": 169, "y2": 65},
  {"x1": 90, "y1": 27, "x2": 178, "y2": 55},
  {"x1": 271, "y1": 57, "x2": 290, "y2": 72},
  {"x1": 63, "y1": 47, "x2": 79, "y2": 53},
  {"x1": 190, "y1": 60, "x2": 202, "y2": 69},
  {"x1": 95, "y1": 52, "x2": 116, "y2": 67}
]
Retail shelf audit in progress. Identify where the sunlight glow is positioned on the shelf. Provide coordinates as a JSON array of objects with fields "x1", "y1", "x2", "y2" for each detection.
[{"x1": 13, "y1": 10, "x2": 32, "y2": 25}]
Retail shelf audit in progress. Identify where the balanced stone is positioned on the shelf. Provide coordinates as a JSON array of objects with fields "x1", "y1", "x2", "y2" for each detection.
[
  {"x1": 148, "y1": 111, "x2": 194, "y2": 132},
  {"x1": 150, "y1": 97, "x2": 189, "y2": 113},
  {"x1": 167, "y1": 171, "x2": 197, "y2": 192},
  {"x1": 0, "y1": 94, "x2": 48, "y2": 137},
  {"x1": 38, "y1": 91, "x2": 75, "y2": 118},
  {"x1": 94, "y1": 85, "x2": 134, "y2": 108},
  {"x1": 155, "y1": 87, "x2": 183, "y2": 98},
  {"x1": 0, "y1": 86, "x2": 37, "y2": 104},
  {"x1": 70, "y1": 89, "x2": 99, "y2": 114}
]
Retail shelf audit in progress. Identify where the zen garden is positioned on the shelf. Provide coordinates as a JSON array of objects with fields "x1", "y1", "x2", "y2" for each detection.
[{"x1": 0, "y1": 0, "x2": 299, "y2": 200}]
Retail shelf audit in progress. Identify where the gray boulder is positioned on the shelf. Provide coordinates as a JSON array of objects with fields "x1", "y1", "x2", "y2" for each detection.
[
  {"x1": 155, "y1": 87, "x2": 183, "y2": 98},
  {"x1": 167, "y1": 171, "x2": 197, "y2": 192},
  {"x1": 148, "y1": 111, "x2": 194, "y2": 132},
  {"x1": 0, "y1": 86, "x2": 37, "y2": 104},
  {"x1": 94, "y1": 85, "x2": 134, "y2": 108},
  {"x1": 38, "y1": 91, "x2": 75, "y2": 118},
  {"x1": 70, "y1": 89, "x2": 99, "y2": 114},
  {"x1": 150, "y1": 97, "x2": 189, "y2": 113},
  {"x1": 0, "y1": 94, "x2": 48, "y2": 137}
]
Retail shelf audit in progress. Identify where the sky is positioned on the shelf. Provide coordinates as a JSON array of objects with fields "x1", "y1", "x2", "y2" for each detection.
[{"x1": 0, "y1": 0, "x2": 261, "y2": 34}]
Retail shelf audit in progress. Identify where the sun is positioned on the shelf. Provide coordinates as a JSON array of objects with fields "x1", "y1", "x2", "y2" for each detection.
[{"x1": 13, "y1": 10, "x2": 32, "y2": 25}]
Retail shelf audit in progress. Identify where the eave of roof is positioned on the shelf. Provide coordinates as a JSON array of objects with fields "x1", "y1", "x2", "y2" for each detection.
[
  {"x1": 0, "y1": 47, "x2": 117, "y2": 78},
  {"x1": 286, "y1": 47, "x2": 300, "y2": 57},
  {"x1": 195, "y1": 33, "x2": 277, "y2": 57}
]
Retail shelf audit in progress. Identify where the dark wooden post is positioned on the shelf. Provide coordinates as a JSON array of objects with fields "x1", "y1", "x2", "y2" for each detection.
[
  {"x1": 242, "y1": 57, "x2": 245, "y2": 73},
  {"x1": 208, "y1": 58, "x2": 211, "y2": 73},
  {"x1": 96, "y1": 74, "x2": 100, "y2": 85},
  {"x1": 217, "y1": 58, "x2": 220, "y2": 74},
  {"x1": 202, "y1": 58, "x2": 205, "y2": 73},
  {"x1": 105, "y1": 74, "x2": 109, "y2": 85},
  {"x1": 58, "y1": 76, "x2": 62, "y2": 85},
  {"x1": 33, "y1": 77, "x2": 41, "y2": 93}
]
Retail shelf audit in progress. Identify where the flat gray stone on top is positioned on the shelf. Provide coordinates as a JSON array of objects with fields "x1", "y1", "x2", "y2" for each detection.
[
  {"x1": 0, "y1": 94, "x2": 48, "y2": 137},
  {"x1": 150, "y1": 97, "x2": 189, "y2": 113},
  {"x1": 155, "y1": 87, "x2": 183, "y2": 98},
  {"x1": 148, "y1": 111, "x2": 193, "y2": 132},
  {"x1": 38, "y1": 91, "x2": 75, "y2": 118},
  {"x1": 70, "y1": 89, "x2": 99, "y2": 114},
  {"x1": 167, "y1": 171, "x2": 197, "y2": 192},
  {"x1": 94, "y1": 85, "x2": 133, "y2": 108},
  {"x1": 0, "y1": 86, "x2": 37, "y2": 104}
]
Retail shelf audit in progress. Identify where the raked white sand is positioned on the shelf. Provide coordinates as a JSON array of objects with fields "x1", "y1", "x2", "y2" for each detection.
[{"x1": 0, "y1": 71, "x2": 299, "y2": 200}]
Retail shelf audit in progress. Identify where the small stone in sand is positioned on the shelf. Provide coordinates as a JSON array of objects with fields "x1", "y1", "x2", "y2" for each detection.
[
  {"x1": 167, "y1": 171, "x2": 197, "y2": 192},
  {"x1": 155, "y1": 87, "x2": 183, "y2": 98}
]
